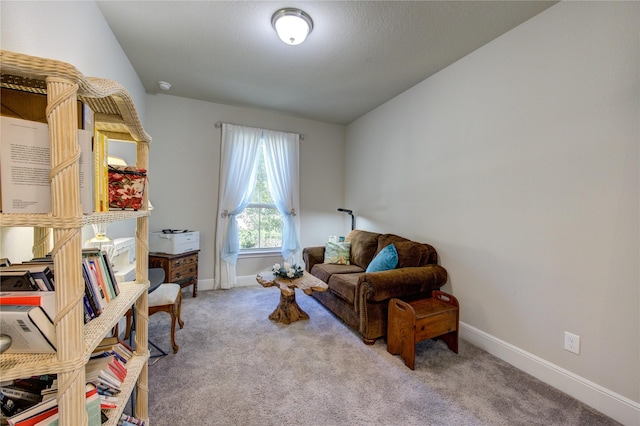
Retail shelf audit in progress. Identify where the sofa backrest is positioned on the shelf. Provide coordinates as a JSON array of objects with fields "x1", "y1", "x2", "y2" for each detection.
[
  {"x1": 345, "y1": 230, "x2": 381, "y2": 268},
  {"x1": 376, "y1": 234, "x2": 438, "y2": 267}
]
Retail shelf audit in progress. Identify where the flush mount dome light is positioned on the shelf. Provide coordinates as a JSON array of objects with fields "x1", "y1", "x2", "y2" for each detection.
[{"x1": 271, "y1": 8, "x2": 313, "y2": 45}]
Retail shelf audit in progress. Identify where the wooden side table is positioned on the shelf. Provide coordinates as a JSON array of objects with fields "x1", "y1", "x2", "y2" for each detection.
[
  {"x1": 387, "y1": 291, "x2": 459, "y2": 370},
  {"x1": 149, "y1": 250, "x2": 199, "y2": 297},
  {"x1": 256, "y1": 271, "x2": 328, "y2": 324}
]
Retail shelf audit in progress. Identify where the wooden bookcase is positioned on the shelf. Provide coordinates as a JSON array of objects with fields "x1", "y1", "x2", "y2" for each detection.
[{"x1": 0, "y1": 50, "x2": 152, "y2": 425}]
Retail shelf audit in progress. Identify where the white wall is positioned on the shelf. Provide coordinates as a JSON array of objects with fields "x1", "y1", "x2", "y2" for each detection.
[
  {"x1": 145, "y1": 93, "x2": 346, "y2": 290},
  {"x1": 346, "y1": 2, "x2": 639, "y2": 423},
  {"x1": 0, "y1": 1, "x2": 147, "y2": 261}
]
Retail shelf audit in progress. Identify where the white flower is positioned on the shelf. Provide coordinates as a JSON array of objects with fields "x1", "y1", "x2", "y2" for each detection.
[
  {"x1": 283, "y1": 262, "x2": 291, "y2": 270},
  {"x1": 272, "y1": 263, "x2": 281, "y2": 271},
  {"x1": 287, "y1": 270, "x2": 295, "y2": 278}
]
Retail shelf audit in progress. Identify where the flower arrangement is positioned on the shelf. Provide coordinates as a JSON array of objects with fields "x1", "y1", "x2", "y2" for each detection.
[{"x1": 272, "y1": 262, "x2": 304, "y2": 279}]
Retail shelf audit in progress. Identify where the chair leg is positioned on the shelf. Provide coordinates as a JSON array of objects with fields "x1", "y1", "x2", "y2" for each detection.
[
  {"x1": 169, "y1": 308, "x2": 179, "y2": 354},
  {"x1": 175, "y1": 289, "x2": 184, "y2": 329}
]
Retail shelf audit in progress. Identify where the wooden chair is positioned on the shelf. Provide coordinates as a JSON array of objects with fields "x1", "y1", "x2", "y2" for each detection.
[{"x1": 125, "y1": 274, "x2": 184, "y2": 355}]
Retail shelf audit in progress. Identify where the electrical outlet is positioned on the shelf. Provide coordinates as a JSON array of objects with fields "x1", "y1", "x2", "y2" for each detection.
[{"x1": 564, "y1": 331, "x2": 580, "y2": 355}]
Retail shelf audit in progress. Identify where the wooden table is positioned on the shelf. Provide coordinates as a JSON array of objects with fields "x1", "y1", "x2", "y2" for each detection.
[
  {"x1": 256, "y1": 270, "x2": 328, "y2": 324},
  {"x1": 149, "y1": 250, "x2": 199, "y2": 297}
]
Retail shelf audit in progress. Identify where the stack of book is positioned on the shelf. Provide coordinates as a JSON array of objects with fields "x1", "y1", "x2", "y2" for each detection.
[
  {"x1": 2, "y1": 381, "x2": 100, "y2": 426},
  {"x1": 0, "y1": 249, "x2": 121, "y2": 354},
  {"x1": 0, "y1": 337, "x2": 136, "y2": 425},
  {"x1": 86, "y1": 337, "x2": 133, "y2": 402}
]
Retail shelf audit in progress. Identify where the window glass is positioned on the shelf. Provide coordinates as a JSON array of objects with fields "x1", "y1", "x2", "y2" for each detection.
[{"x1": 238, "y1": 152, "x2": 283, "y2": 250}]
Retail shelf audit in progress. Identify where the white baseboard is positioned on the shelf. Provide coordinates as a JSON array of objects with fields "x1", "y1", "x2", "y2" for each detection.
[
  {"x1": 236, "y1": 275, "x2": 260, "y2": 287},
  {"x1": 195, "y1": 278, "x2": 215, "y2": 292},
  {"x1": 460, "y1": 322, "x2": 640, "y2": 426}
]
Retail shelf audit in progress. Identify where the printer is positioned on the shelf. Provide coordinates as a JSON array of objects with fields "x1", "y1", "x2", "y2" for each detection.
[
  {"x1": 149, "y1": 230, "x2": 199, "y2": 255},
  {"x1": 111, "y1": 237, "x2": 136, "y2": 283}
]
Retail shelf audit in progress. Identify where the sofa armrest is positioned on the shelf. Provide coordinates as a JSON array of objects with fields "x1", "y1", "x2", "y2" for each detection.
[
  {"x1": 303, "y1": 246, "x2": 325, "y2": 272},
  {"x1": 357, "y1": 265, "x2": 448, "y2": 303}
]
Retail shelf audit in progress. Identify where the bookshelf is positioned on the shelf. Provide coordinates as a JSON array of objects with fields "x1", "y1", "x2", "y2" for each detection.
[{"x1": 0, "y1": 50, "x2": 152, "y2": 425}]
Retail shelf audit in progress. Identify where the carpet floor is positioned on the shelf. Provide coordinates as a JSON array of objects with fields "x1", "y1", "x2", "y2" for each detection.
[{"x1": 146, "y1": 286, "x2": 619, "y2": 425}]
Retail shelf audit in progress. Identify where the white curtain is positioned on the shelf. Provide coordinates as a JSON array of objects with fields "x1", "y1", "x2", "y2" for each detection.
[
  {"x1": 214, "y1": 124, "x2": 261, "y2": 289},
  {"x1": 262, "y1": 130, "x2": 301, "y2": 265},
  {"x1": 214, "y1": 123, "x2": 302, "y2": 289}
]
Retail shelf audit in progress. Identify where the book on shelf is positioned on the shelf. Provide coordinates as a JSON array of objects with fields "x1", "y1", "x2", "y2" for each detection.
[
  {"x1": 82, "y1": 258, "x2": 105, "y2": 316},
  {"x1": 31, "y1": 411, "x2": 57, "y2": 426},
  {"x1": 0, "y1": 117, "x2": 50, "y2": 214},
  {"x1": 93, "y1": 131, "x2": 109, "y2": 212},
  {"x1": 83, "y1": 249, "x2": 119, "y2": 303},
  {"x1": 0, "y1": 291, "x2": 56, "y2": 323},
  {"x1": 1, "y1": 264, "x2": 54, "y2": 291},
  {"x1": 0, "y1": 270, "x2": 40, "y2": 292},
  {"x1": 5, "y1": 383, "x2": 100, "y2": 426},
  {"x1": 93, "y1": 337, "x2": 134, "y2": 365},
  {"x1": 0, "y1": 117, "x2": 94, "y2": 214},
  {"x1": 0, "y1": 386, "x2": 41, "y2": 404},
  {"x1": 0, "y1": 305, "x2": 56, "y2": 353},
  {"x1": 86, "y1": 355, "x2": 126, "y2": 388},
  {"x1": 5, "y1": 397, "x2": 57, "y2": 426},
  {"x1": 118, "y1": 414, "x2": 146, "y2": 426}
]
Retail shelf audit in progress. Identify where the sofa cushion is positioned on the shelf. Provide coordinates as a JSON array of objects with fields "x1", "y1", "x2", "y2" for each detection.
[
  {"x1": 324, "y1": 241, "x2": 351, "y2": 265},
  {"x1": 345, "y1": 230, "x2": 380, "y2": 268},
  {"x1": 327, "y1": 273, "x2": 362, "y2": 305},
  {"x1": 311, "y1": 263, "x2": 365, "y2": 284},
  {"x1": 366, "y1": 243, "x2": 398, "y2": 272},
  {"x1": 377, "y1": 234, "x2": 437, "y2": 267}
]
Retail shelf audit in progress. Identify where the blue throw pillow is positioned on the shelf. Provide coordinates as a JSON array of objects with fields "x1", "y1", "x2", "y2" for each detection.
[{"x1": 366, "y1": 244, "x2": 398, "y2": 273}]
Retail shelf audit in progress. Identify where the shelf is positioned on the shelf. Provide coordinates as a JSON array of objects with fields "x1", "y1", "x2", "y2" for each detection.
[
  {"x1": 0, "y1": 210, "x2": 150, "y2": 228},
  {"x1": 1, "y1": 49, "x2": 151, "y2": 424},
  {"x1": 0, "y1": 282, "x2": 149, "y2": 381}
]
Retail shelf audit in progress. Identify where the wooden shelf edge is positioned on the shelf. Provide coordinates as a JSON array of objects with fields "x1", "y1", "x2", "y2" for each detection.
[{"x1": 0, "y1": 210, "x2": 150, "y2": 228}]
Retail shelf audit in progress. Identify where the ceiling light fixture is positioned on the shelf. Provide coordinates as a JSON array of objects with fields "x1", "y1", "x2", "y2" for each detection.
[{"x1": 271, "y1": 8, "x2": 313, "y2": 46}]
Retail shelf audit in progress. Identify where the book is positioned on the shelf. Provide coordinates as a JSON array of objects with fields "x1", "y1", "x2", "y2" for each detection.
[
  {"x1": 93, "y1": 337, "x2": 133, "y2": 365},
  {"x1": 82, "y1": 258, "x2": 106, "y2": 311},
  {"x1": 1, "y1": 264, "x2": 54, "y2": 291},
  {"x1": 78, "y1": 129, "x2": 93, "y2": 215},
  {"x1": 32, "y1": 412, "x2": 58, "y2": 426},
  {"x1": 93, "y1": 131, "x2": 109, "y2": 212},
  {"x1": 0, "y1": 116, "x2": 94, "y2": 214},
  {"x1": 1, "y1": 391, "x2": 21, "y2": 416},
  {"x1": 0, "y1": 386, "x2": 41, "y2": 404},
  {"x1": 0, "y1": 117, "x2": 50, "y2": 213},
  {"x1": 0, "y1": 270, "x2": 40, "y2": 291},
  {"x1": 99, "y1": 251, "x2": 120, "y2": 296},
  {"x1": 7, "y1": 384, "x2": 99, "y2": 426},
  {"x1": 86, "y1": 355, "x2": 126, "y2": 385},
  {"x1": 88, "y1": 260, "x2": 110, "y2": 303},
  {"x1": 83, "y1": 249, "x2": 118, "y2": 300},
  {"x1": 0, "y1": 305, "x2": 56, "y2": 353},
  {"x1": 5, "y1": 396, "x2": 57, "y2": 426},
  {"x1": 82, "y1": 259, "x2": 103, "y2": 316},
  {"x1": 0, "y1": 291, "x2": 56, "y2": 322}
]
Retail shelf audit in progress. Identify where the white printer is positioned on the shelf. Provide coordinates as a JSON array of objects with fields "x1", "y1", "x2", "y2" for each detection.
[{"x1": 149, "y1": 230, "x2": 199, "y2": 255}]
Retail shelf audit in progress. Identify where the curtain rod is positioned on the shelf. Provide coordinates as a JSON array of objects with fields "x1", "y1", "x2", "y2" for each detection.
[{"x1": 214, "y1": 121, "x2": 304, "y2": 141}]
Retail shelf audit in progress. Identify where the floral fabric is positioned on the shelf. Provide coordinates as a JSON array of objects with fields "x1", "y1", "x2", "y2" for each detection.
[{"x1": 108, "y1": 165, "x2": 147, "y2": 210}]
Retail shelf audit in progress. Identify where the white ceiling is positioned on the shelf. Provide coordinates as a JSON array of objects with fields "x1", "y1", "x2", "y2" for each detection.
[{"x1": 97, "y1": 1, "x2": 557, "y2": 125}]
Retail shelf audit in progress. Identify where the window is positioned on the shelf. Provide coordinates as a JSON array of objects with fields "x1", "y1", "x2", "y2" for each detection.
[{"x1": 237, "y1": 148, "x2": 283, "y2": 250}]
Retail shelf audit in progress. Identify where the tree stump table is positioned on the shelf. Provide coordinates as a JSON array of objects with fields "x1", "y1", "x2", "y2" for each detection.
[{"x1": 256, "y1": 271, "x2": 328, "y2": 324}]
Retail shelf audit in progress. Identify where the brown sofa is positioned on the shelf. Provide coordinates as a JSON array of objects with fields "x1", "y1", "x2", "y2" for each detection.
[{"x1": 303, "y1": 230, "x2": 448, "y2": 344}]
